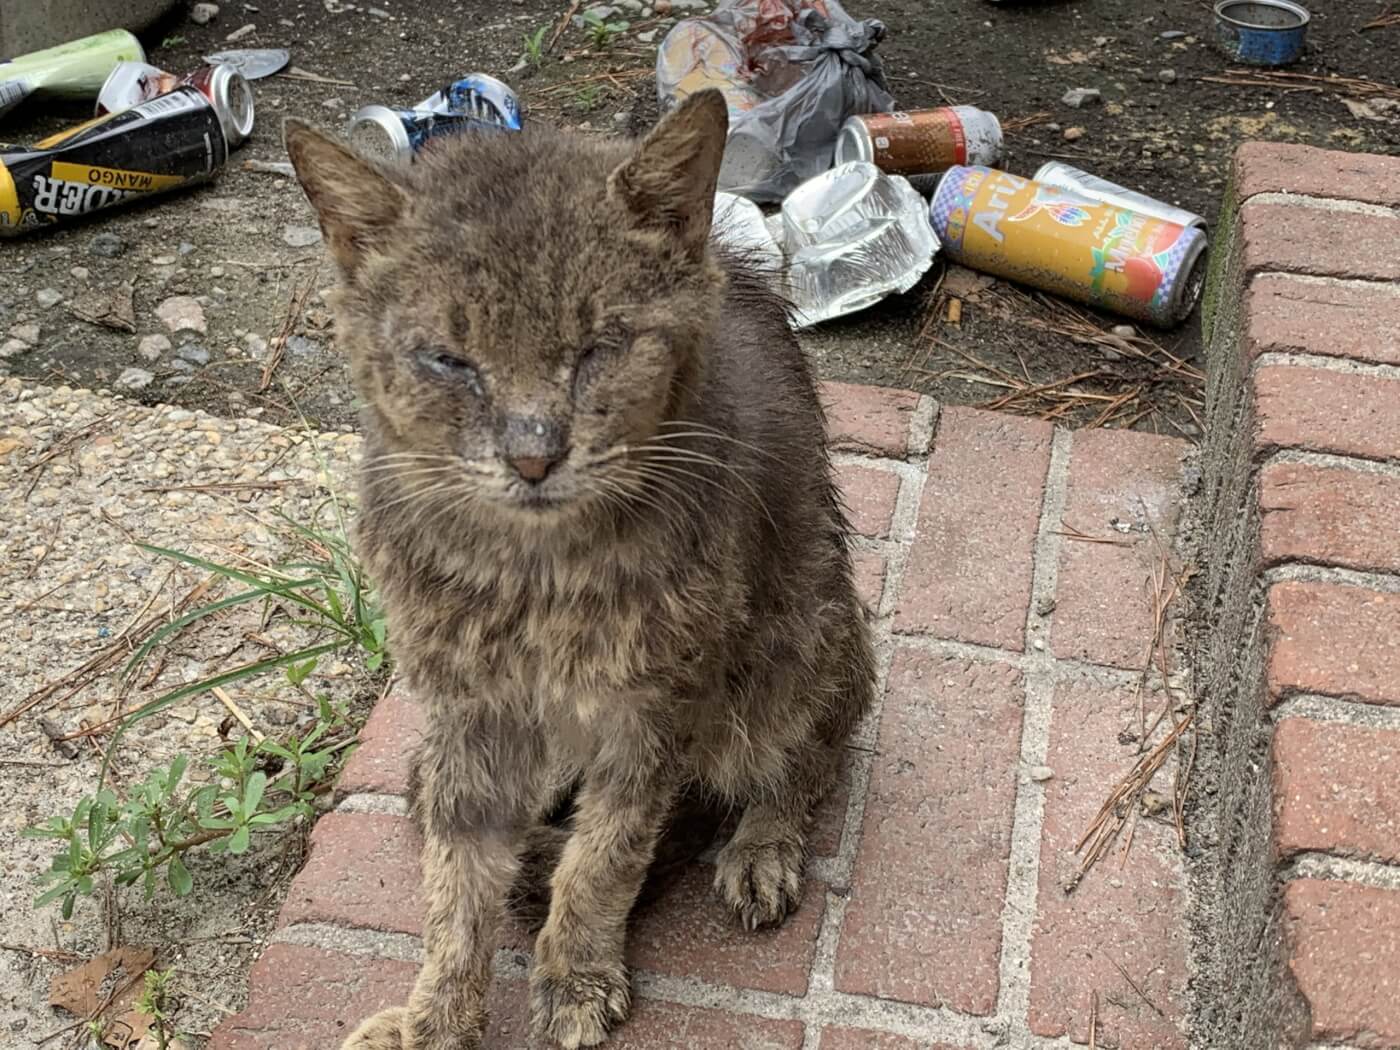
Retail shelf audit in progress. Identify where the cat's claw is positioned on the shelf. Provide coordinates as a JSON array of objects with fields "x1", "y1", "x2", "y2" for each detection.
[
  {"x1": 714, "y1": 837, "x2": 804, "y2": 931},
  {"x1": 531, "y1": 964, "x2": 631, "y2": 1048},
  {"x1": 341, "y1": 1006, "x2": 411, "y2": 1050}
]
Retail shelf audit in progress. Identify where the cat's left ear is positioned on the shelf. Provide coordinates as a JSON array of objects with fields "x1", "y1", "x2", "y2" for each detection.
[
  {"x1": 284, "y1": 118, "x2": 408, "y2": 279},
  {"x1": 608, "y1": 89, "x2": 728, "y2": 260}
]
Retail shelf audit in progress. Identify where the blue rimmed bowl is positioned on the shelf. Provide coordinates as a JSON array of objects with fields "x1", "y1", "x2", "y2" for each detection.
[{"x1": 1214, "y1": 0, "x2": 1311, "y2": 66}]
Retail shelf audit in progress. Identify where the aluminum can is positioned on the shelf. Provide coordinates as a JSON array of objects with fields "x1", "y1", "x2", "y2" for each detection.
[
  {"x1": 96, "y1": 62, "x2": 256, "y2": 147},
  {"x1": 929, "y1": 165, "x2": 1208, "y2": 327},
  {"x1": 834, "y1": 107, "x2": 1002, "y2": 176},
  {"x1": 347, "y1": 75, "x2": 523, "y2": 164},
  {"x1": 0, "y1": 29, "x2": 145, "y2": 118},
  {"x1": 0, "y1": 86, "x2": 228, "y2": 238},
  {"x1": 1032, "y1": 162, "x2": 1205, "y2": 230}
]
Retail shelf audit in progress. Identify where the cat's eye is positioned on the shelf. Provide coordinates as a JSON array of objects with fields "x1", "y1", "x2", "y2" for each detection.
[{"x1": 418, "y1": 348, "x2": 484, "y2": 396}]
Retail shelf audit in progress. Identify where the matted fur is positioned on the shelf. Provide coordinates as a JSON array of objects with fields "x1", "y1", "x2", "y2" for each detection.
[{"x1": 286, "y1": 91, "x2": 877, "y2": 1050}]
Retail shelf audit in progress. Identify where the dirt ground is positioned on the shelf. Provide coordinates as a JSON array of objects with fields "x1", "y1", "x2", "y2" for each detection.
[
  {"x1": 1, "y1": 0, "x2": 1397, "y2": 1045},
  {"x1": 3, "y1": 0, "x2": 1397, "y2": 436}
]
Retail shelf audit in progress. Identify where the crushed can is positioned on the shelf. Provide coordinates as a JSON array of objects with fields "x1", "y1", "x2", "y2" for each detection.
[
  {"x1": 347, "y1": 74, "x2": 522, "y2": 164},
  {"x1": 928, "y1": 165, "x2": 1208, "y2": 327},
  {"x1": 834, "y1": 107, "x2": 1003, "y2": 176},
  {"x1": 0, "y1": 29, "x2": 144, "y2": 119},
  {"x1": 0, "y1": 86, "x2": 228, "y2": 237},
  {"x1": 97, "y1": 61, "x2": 256, "y2": 147},
  {"x1": 1032, "y1": 162, "x2": 1205, "y2": 231}
]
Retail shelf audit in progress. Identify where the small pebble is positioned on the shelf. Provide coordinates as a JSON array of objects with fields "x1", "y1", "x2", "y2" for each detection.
[
  {"x1": 70, "y1": 266, "x2": 90, "y2": 280},
  {"x1": 225, "y1": 22, "x2": 256, "y2": 41},
  {"x1": 1160, "y1": 29, "x2": 1186, "y2": 40},
  {"x1": 36, "y1": 288, "x2": 62, "y2": 308},
  {"x1": 10, "y1": 323, "x2": 40, "y2": 345},
  {"x1": 1029, "y1": 766, "x2": 1055, "y2": 783},
  {"x1": 1158, "y1": 68, "x2": 1178, "y2": 84},
  {"x1": 155, "y1": 295, "x2": 207, "y2": 335},
  {"x1": 1063, "y1": 126, "x2": 1085, "y2": 142},
  {"x1": 176, "y1": 342, "x2": 211, "y2": 366},
  {"x1": 282, "y1": 225, "x2": 322, "y2": 248},
  {"x1": 1111, "y1": 324, "x2": 1136, "y2": 339},
  {"x1": 88, "y1": 232, "x2": 126, "y2": 257},
  {"x1": 1061, "y1": 87, "x2": 1101, "y2": 108},
  {"x1": 116, "y1": 367, "x2": 155, "y2": 391},
  {"x1": 152, "y1": 254, "x2": 177, "y2": 266},
  {"x1": 138, "y1": 334, "x2": 172, "y2": 362},
  {"x1": 190, "y1": 1, "x2": 220, "y2": 23},
  {"x1": 210, "y1": 265, "x2": 226, "y2": 278}
]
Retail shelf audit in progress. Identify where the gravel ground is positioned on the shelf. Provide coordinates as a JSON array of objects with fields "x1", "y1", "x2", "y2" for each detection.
[{"x1": 0, "y1": 377, "x2": 379, "y2": 1047}]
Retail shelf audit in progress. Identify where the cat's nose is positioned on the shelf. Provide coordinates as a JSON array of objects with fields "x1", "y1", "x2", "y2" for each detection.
[{"x1": 509, "y1": 455, "x2": 560, "y2": 483}]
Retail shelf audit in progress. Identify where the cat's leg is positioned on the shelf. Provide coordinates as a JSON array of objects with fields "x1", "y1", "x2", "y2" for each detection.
[
  {"x1": 341, "y1": 710, "x2": 546, "y2": 1050},
  {"x1": 530, "y1": 748, "x2": 676, "y2": 1048},
  {"x1": 716, "y1": 609, "x2": 875, "y2": 931}
]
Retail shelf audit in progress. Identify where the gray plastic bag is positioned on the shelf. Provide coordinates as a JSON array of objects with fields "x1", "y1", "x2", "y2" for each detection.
[{"x1": 656, "y1": 0, "x2": 896, "y2": 203}]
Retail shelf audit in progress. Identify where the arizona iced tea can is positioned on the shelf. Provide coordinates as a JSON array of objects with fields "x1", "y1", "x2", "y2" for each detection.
[
  {"x1": 928, "y1": 165, "x2": 1208, "y2": 327},
  {"x1": 835, "y1": 107, "x2": 1002, "y2": 176}
]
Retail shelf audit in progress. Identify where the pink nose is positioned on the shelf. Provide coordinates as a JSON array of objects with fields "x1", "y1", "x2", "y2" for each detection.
[{"x1": 510, "y1": 456, "x2": 557, "y2": 482}]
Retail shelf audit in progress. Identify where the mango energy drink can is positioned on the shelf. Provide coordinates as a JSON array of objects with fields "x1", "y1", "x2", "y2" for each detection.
[
  {"x1": 834, "y1": 107, "x2": 1003, "y2": 176},
  {"x1": 1032, "y1": 162, "x2": 1206, "y2": 231},
  {"x1": 96, "y1": 62, "x2": 256, "y2": 147},
  {"x1": 928, "y1": 165, "x2": 1208, "y2": 327},
  {"x1": 0, "y1": 87, "x2": 228, "y2": 238},
  {"x1": 0, "y1": 29, "x2": 144, "y2": 118}
]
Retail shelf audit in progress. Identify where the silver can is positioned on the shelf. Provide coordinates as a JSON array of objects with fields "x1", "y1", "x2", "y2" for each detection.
[
  {"x1": 97, "y1": 61, "x2": 255, "y2": 147},
  {"x1": 1031, "y1": 162, "x2": 1206, "y2": 230}
]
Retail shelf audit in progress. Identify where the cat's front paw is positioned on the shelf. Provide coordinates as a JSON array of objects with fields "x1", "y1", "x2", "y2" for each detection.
[
  {"x1": 714, "y1": 836, "x2": 804, "y2": 931},
  {"x1": 530, "y1": 962, "x2": 630, "y2": 1048},
  {"x1": 342, "y1": 1007, "x2": 411, "y2": 1050}
]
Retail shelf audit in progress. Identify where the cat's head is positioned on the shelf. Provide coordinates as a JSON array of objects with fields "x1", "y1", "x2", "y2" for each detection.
[{"x1": 285, "y1": 91, "x2": 730, "y2": 526}]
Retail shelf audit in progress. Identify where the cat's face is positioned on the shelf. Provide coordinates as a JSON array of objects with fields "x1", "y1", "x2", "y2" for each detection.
[{"x1": 285, "y1": 93, "x2": 729, "y2": 526}]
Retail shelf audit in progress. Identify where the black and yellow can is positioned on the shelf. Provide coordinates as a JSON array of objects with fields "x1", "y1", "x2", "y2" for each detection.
[{"x1": 0, "y1": 85, "x2": 228, "y2": 237}]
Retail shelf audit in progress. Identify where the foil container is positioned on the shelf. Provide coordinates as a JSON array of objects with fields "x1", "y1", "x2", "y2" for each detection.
[
  {"x1": 711, "y1": 192, "x2": 784, "y2": 272},
  {"x1": 779, "y1": 161, "x2": 939, "y2": 328}
]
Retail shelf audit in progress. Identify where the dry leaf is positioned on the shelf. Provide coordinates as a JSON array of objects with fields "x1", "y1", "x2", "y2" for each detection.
[
  {"x1": 50, "y1": 946, "x2": 157, "y2": 1048},
  {"x1": 941, "y1": 264, "x2": 997, "y2": 298},
  {"x1": 69, "y1": 284, "x2": 137, "y2": 333}
]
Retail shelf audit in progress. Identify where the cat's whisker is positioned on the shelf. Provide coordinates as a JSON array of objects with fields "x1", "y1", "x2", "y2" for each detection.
[
  {"x1": 654, "y1": 421, "x2": 780, "y2": 460},
  {"x1": 637, "y1": 450, "x2": 778, "y2": 530}
]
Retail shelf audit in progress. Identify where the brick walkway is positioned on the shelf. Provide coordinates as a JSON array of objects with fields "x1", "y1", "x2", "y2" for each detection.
[
  {"x1": 1192, "y1": 143, "x2": 1400, "y2": 1049},
  {"x1": 212, "y1": 382, "x2": 1195, "y2": 1049}
]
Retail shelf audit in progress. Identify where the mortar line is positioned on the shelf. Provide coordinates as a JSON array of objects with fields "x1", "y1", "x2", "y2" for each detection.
[
  {"x1": 1282, "y1": 852, "x2": 1400, "y2": 892},
  {"x1": 887, "y1": 631, "x2": 1142, "y2": 687},
  {"x1": 1271, "y1": 693, "x2": 1400, "y2": 732},
  {"x1": 1254, "y1": 350, "x2": 1400, "y2": 383},
  {"x1": 1254, "y1": 270, "x2": 1400, "y2": 296},
  {"x1": 1263, "y1": 562, "x2": 1400, "y2": 594},
  {"x1": 1244, "y1": 191, "x2": 1400, "y2": 219},
  {"x1": 994, "y1": 427, "x2": 1074, "y2": 1033},
  {"x1": 1262, "y1": 446, "x2": 1400, "y2": 479}
]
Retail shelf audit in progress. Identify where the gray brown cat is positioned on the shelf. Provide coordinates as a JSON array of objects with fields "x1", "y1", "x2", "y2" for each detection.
[{"x1": 284, "y1": 89, "x2": 876, "y2": 1049}]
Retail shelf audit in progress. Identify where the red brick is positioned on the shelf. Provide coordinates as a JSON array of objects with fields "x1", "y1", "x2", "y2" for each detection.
[
  {"x1": 485, "y1": 982, "x2": 806, "y2": 1050},
  {"x1": 820, "y1": 1027, "x2": 970, "y2": 1050},
  {"x1": 821, "y1": 381, "x2": 921, "y2": 458},
  {"x1": 1268, "y1": 581, "x2": 1400, "y2": 708},
  {"x1": 835, "y1": 650, "x2": 1024, "y2": 1014},
  {"x1": 1259, "y1": 462, "x2": 1400, "y2": 574},
  {"x1": 851, "y1": 551, "x2": 887, "y2": 612},
  {"x1": 1235, "y1": 142, "x2": 1400, "y2": 209},
  {"x1": 835, "y1": 462, "x2": 901, "y2": 539},
  {"x1": 1256, "y1": 365, "x2": 1400, "y2": 461},
  {"x1": 1246, "y1": 276, "x2": 1400, "y2": 367},
  {"x1": 895, "y1": 408, "x2": 1052, "y2": 650},
  {"x1": 208, "y1": 943, "x2": 419, "y2": 1050},
  {"x1": 335, "y1": 692, "x2": 425, "y2": 799},
  {"x1": 1028, "y1": 681, "x2": 1189, "y2": 1048},
  {"x1": 1284, "y1": 880, "x2": 1400, "y2": 1048},
  {"x1": 1238, "y1": 201, "x2": 1400, "y2": 283},
  {"x1": 808, "y1": 752, "x2": 852, "y2": 858},
  {"x1": 1273, "y1": 717, "x2": 1400, "y2": 864},
  {"x1": 626, "y1": 863, "x2": 825, "y2": 996},
  {"x1": 278, "y1": 811, "x2": 422, "y2": 935},
  {"x1": 1051, "y1": 428, "x2": 1185, "y2": 669}
]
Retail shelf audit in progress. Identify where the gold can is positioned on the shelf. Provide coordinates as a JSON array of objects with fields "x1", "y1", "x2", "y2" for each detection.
[
  {"x1": 928, "y1": 165, "x2": 1208, "y2": 327},
  {"x1": 834, "y1": 107, "x2": 1002, "y2": 176}
]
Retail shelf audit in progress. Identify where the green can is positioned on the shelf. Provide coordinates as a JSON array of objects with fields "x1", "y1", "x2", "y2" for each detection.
[{"x1": 0, "y1": 29, "x2": 145, "y2": 118}]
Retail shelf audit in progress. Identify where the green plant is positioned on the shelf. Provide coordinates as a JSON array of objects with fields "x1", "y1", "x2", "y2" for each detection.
[
  {"x1": 137, "y1": 968, "x2": 177, "y2": 1050},
  {"x1": 522, "y1": 24, "x2": 549, "y2": 64},
  {"x1": 27, "y1": 499, "x2": 386, "y2": 917},
  {"x1": 581, "y1": 11, "x2": 629, "y2": 49},
  {"x1": 160, "y1": 34, "x2": 186, "y2": 47},
  {"x1": 573, "y1": 84, "x2": 602, "y2": 113}
]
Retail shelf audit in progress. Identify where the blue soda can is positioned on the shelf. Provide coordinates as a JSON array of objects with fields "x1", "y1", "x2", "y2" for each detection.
[{"x1": 346, "y1": 73, "x2": 522, "y2": 164}]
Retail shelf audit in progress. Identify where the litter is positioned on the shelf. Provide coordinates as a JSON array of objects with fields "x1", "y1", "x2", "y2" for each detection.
[
  {"x1": 0, "y1": 29, "x2": 145, "y2": 119},
  {"x1": 834, "y1": 106, "x2": 1002, "y2": 175},
  {"x1": 97, "y1": 61, "x2": 256, "y2": 147},
  {"x1": 657, "y1": 0, "x2": 896, "y2": 202},
  {"x1": 1213, "y1": 0, "x2": 1310, "y2": 67},
  {"x1": 1032, "y1": 162, "x2": 1205, "y2": 230},
  {"x1": 347, "y1": 74, "x2": 523, "y2": 163},
  {"x1": 928, "y1": 165, "x2": 1208, "y2": 328},
  {"x1": 201, "y1": 48, "x2": 290, "y2": 80}
]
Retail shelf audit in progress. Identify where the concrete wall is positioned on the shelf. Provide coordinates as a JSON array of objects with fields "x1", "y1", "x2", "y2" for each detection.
[{"x1": 1, "y1": 0, "x2": 178, "y2": 57}]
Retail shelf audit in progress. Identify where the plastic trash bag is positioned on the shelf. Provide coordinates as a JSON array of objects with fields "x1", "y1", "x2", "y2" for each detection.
[{"x1": 657, "y1": 0, "x2": 895, "y2": 202}]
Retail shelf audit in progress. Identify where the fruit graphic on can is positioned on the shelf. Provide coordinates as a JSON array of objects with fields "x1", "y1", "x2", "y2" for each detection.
[
  {"x1": 834, "y1": 107, "x2": 1003, "y2": 176},
  {"x1": 928, "y1": 165, "x2": 1208, "y2": 327}
]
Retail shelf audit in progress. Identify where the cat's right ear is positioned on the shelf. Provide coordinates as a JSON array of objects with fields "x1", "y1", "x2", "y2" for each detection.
[{"x1": 284, "y1": 118, "x2": 407, "y2": 279}]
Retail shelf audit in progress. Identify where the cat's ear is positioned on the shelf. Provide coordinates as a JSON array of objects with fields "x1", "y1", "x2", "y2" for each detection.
[
  {"x1": 284, "y1": 118, "x2": 408, "y2": 278},
  {"x1": 608, "y1": 89, "x2": 728, "y2": 259}
]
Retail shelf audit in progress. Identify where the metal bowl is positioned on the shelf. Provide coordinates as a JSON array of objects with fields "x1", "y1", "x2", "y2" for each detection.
[{"x1": 1213, "y1": 0, "x2": 1310, "y2": 66}]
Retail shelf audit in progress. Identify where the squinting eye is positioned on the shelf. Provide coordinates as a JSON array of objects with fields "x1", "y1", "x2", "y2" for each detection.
[{"x1": 418, "y1": 349, "x2": 484, "y2": 395}]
